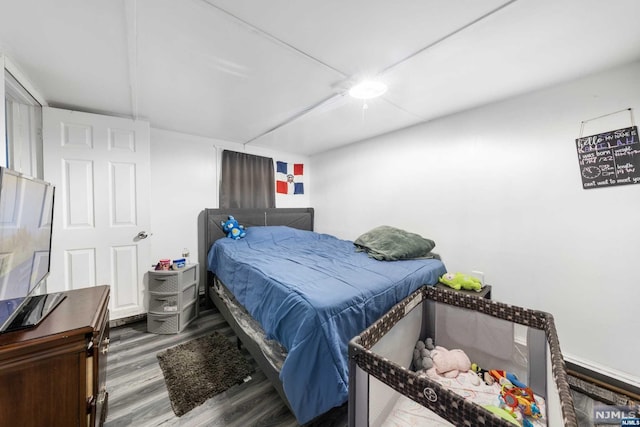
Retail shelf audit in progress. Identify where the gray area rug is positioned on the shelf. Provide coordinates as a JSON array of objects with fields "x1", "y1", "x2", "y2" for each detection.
[{"x1": 157, "y1": 332, "x2": 254, "y2": 416}]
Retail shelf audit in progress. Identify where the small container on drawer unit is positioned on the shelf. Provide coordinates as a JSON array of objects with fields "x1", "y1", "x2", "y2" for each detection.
[{"x1": 147, "y1": 263, "x2": 199, "y2": 334}]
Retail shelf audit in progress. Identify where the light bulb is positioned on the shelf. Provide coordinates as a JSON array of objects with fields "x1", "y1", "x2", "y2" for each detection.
[{"x1": 348, "y1": 80, "x2": 387, "y2": 100}]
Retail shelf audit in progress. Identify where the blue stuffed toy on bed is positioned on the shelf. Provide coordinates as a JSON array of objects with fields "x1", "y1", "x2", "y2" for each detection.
[{"x1": 221, "y1": 215, "x2": 246, "y2": 240}]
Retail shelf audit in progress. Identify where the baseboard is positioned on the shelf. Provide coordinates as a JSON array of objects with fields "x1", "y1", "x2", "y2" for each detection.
[
  {"x1": 109, "y1": 300, "x2": 215, "y2": 329},
  {"x1": 563, "y1": 355, "x2": 640, "y2": 404},
  {"x1": 109, "y1": 313, "x2": 146, "y2": 328}
]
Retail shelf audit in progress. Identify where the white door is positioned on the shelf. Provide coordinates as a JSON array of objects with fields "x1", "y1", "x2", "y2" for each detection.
[{"x1": 43, "y1": 107, "x2": 151, "y2": 319}]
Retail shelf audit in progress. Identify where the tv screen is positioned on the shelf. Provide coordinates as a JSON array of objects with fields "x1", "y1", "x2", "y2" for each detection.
[{"x1": 0, "y1": 167, "x2": 62, "y2": 333}]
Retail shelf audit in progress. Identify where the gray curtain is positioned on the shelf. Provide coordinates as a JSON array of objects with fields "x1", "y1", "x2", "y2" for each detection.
[{"x1": 219, "y1": 150, "x2": 275, "y2": 208}]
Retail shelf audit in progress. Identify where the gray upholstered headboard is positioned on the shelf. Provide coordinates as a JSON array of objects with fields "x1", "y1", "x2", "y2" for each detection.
[
  {"x1": 199, "y1": 208, "x2": 314, "y2": 298},
  {"x1": 200, "y1": 207, "x2": 312, "y2": 275},
  {"x1": 204, "y1": 207, "x2": 314, "y2": 250}
]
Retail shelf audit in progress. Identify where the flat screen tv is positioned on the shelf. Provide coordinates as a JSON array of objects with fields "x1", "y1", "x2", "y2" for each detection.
[{"x1": 0, "y1": 167, "x2": 64, "y2": 334}]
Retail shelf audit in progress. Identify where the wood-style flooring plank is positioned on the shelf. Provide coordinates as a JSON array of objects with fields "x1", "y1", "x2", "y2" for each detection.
[
  {"x1": 103, "y1": 305, "x2": 597, "y2": 427},
  {"x1": 104, "y1": 307, "x2": 347, "y2": 427}
]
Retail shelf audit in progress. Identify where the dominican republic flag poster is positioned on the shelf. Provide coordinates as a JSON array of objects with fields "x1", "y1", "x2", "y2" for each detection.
[{"x1": 276, "y1": 161, "x2": 304, "y2": 194}]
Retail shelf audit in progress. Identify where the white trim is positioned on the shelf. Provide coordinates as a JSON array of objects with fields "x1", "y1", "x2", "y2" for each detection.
[
  {"x1": 3, "y1": 56, "x2": 47, "y2": 106},
  {"x1": 0, "y1": 54, "x2": 6, "y2": 168},
  {"x1": 564, "y1": 353, "x2": 640, "y2": 390},
  {"x1": 212, "y1": 145, "x2": 220, "y2": 209}
]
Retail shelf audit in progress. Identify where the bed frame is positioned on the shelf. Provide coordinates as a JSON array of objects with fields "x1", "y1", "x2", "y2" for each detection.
[{"x1": 201, "y1": 207, "x2": 314, "y2": 413}]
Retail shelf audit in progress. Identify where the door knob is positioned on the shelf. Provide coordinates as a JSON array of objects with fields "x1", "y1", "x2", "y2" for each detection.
[{"x1": 136, "y1": 231, "x2": 149, "y2": 239}]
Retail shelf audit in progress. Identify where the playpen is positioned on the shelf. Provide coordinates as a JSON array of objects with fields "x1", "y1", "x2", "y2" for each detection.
[{"x1": 349, "y1": 286, "x2": 578, "y2": 426}]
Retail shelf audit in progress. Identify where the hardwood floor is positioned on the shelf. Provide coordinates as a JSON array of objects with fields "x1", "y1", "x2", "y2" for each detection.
[
  {"x1": 104, "y1": 305, "x2": 600, "y2": 427},
  {"x1": 104, "y1": 307, "x2": 347, "y2": 427}
]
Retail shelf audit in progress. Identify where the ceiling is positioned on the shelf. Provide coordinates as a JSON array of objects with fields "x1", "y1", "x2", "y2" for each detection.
[{"x1": 1, "y1": 0, "x2": 640, "y2": 155}]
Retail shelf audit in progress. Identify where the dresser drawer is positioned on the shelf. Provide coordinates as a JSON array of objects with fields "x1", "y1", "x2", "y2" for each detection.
[
  {"x1": 148, "y1": 273, "x2": 180, "y2": 292},
  {"x1": 149, "y1": 292, "x2": 179, "y2": 313},
  {"x1": 147, "y1": 313, "x2": 179, "y2": 334}
]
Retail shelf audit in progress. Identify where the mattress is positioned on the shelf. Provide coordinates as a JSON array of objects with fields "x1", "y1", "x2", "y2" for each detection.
[
  {"x1": 207, "y1": 226, "x2": 447, "y2": 424},
  {"x1": 382, "y1": 394, "x2": 455, "y2": 427},
  {"x1": 381, "y1": 377, "x2": 548, "y2": 427},
  {"x1": 378, "y1": 372, "x2": 549, "y2": 427}
]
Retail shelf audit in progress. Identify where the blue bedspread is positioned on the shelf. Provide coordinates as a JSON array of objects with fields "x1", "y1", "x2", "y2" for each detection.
[{"x1": 207, "y1": 226, "x2": 446, "y2": 424}]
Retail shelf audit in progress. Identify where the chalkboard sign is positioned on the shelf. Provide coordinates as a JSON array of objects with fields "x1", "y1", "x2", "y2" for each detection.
[{"x1": 575, "y1": 126, "x2": 640, "y2": 189}]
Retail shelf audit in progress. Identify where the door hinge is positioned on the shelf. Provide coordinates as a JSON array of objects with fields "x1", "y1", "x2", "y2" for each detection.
[{"x1": 86, "y1": 395, "x2": 96, "y2": 414}]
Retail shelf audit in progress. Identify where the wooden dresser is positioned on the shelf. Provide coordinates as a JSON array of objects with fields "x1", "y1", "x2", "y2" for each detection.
[{"x1": 0, "y1": 285, "x2": 110, "y2": 427}]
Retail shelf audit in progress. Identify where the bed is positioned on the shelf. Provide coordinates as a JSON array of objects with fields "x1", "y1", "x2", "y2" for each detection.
[
  {"x1": 202, "y1": 208, "x2": 447, "y2": 424},
  {"x1": 348, "y1": 286, "x2": 579, "y2": 426}
]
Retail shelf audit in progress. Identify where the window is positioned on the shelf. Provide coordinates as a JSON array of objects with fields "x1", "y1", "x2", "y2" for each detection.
[
  {"x1": 5, "y1": 70, "x2": 43, "y2": 178},
  {"x1": 219, "y1": 150, "x2": 275, "y2": 208}
]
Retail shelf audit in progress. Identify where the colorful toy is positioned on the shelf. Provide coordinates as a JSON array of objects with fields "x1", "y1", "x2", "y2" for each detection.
[
  {"x1": 471, "y1": 363, "x2": 495, "y2": 385},
  {"x1": 438, "y1": 272, "x2": 483, "y2": 291},
  {"x1": 506, "y1": 372, "x2": 528, "y2": 389},
  {"x1": 483, "y1": 405, "x2": 520, "y2": 426},
  {"x1": 499, "y1": 385, "x2": 542, "y2": 419},
  {"x1": 221, "y1": 215, "x2": 246, "y2": 240},
  {"x1": 489, "y1": 370, "x2": 528, "y2": 388}
]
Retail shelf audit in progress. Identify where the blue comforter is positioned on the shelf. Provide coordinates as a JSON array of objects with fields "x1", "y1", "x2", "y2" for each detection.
[{"x1": 207, "y1": 226, "x2": 446, "y2": 424}]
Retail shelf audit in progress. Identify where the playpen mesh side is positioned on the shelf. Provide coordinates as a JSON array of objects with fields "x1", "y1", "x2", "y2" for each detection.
[
  {"x1": 425, "y1": 286, "x2": 576, "y2": 426},
  {"x1": 353, "y1": 349, "x2": 516, "y2": 426},
  {"x1": 350, "y1": 286, "x2": 578, "y2": 427}
]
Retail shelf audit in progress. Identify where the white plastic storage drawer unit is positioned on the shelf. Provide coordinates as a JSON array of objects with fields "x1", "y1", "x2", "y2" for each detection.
[{"x1": 147, "y1": 263, "x2": 199, "y2": 334}]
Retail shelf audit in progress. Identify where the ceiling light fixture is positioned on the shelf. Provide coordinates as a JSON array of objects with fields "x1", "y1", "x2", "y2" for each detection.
[{"x1": 348, "y1": 79, "x2": 388, "y2": 100}]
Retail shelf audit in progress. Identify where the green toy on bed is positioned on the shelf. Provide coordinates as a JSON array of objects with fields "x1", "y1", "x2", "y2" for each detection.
[{"x1": 438, "y1": 272, "x2": 483, "y2": 291}]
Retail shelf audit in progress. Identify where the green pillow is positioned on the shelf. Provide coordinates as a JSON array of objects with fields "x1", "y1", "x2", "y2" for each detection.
[{"x1": 354, "y1": 225, "x2": 436, "y2": 261}]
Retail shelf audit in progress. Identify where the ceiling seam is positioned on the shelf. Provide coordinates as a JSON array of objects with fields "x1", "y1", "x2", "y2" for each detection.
[
  {"x1": 198, "y1": 0, "x2": 348, "y2": 78},
  {"x1": 124, "y1": 0, "x2": 139, "y2": 120},
  {"x1": 243, "y1": 92, "x2": 346, "y2": 147},
  {"x1": 380, "y1": 97, "x2": 429, "y2": 121},
  {"x1": 242, "y1": 0, "x2": 521, "y2": 147},
  {"x1": 379, "y1": 0, "x2": 520, "y2": 76}
]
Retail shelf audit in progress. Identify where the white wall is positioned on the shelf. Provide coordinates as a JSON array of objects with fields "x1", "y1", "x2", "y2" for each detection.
[
  {"x1": 311, "y1": 60, "x2": 640, "y2": 387},
  {"x1": 149, "y1": 129, "x2": 218, "y2": 264},
  {"x1": 149, "y1": 128, "x2": 310, "y2": 287}
]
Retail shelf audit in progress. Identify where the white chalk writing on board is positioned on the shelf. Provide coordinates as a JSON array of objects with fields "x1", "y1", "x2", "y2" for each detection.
[{"x1": 576, "y1": 126, "x2": 639, "y2": 189}]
